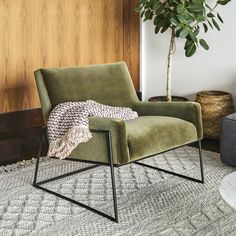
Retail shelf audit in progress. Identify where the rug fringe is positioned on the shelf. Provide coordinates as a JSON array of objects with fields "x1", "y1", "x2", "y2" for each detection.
[{"x1": 0, "y1": 157, "x2": 49, "y2": 174}]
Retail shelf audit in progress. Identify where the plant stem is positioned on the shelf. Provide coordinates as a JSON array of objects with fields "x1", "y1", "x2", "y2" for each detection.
[{"x1": 166, "y1": 28, "x2": 175, "y2": 102}]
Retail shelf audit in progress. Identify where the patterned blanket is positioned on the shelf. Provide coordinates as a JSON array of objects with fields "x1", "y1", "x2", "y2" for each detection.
[{"x1": 47, "y1": 100, "x2": 138, "y2": 159}]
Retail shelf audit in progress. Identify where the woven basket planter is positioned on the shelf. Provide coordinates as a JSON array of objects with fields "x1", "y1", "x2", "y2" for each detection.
[{"x1": 196, "y1": 90, "x2": 234, "y2": 139}]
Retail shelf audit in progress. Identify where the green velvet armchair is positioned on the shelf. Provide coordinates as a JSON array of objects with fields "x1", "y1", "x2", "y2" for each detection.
[{"x1": 33, "y1": 62, "x2": 204, "y2": 223}]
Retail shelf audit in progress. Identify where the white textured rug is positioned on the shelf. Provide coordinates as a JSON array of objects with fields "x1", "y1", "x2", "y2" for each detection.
[{"x1": 0, "y1": 147, "x2": 236, "y2": 235}]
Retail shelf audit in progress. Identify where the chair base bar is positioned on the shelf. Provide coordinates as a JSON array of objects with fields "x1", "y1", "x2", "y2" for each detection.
[
  {"x1": 135, "y1": 140, "x2": 204, "y2": 184},
  {"x1": 134, "y1": 162, "x2": 204, "y2": 183},
  {"x1": 33, "y1": 183, "x2": 117, "y2": 222},
  {"x1": 36, "y1": 164, "x2": 99, "y2": 185}
]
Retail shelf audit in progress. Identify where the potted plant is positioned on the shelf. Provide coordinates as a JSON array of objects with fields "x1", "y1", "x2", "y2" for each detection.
[
  {"x1": 136, "y1": 0, "x2": 231, "y2": 102},
  {"x1": 196, "y1": 90, "x2": 234, "y2": 138}
]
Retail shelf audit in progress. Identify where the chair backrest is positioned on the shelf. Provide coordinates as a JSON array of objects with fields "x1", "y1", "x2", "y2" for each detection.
[{"x1": 34, "y1": 62, "x2": 139, "y2": 124}]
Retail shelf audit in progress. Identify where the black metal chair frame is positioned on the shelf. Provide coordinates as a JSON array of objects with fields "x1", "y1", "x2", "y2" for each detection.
[{"x1": 33, "y1": 127, "x2": 204, "y2": 223}]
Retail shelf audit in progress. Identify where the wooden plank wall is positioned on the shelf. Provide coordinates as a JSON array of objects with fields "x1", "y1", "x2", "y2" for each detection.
[
  {"x1": 0, "y1": 0, "x2": 140, "y2": 113},
  {"x1": 124, "y1": 0, "x2": 140, "y2": 93}
]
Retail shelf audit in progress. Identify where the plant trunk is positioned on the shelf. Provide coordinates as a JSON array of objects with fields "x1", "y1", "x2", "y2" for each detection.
[{"x1": 166, "y1": 28, "x2": 175, "y2": 102}]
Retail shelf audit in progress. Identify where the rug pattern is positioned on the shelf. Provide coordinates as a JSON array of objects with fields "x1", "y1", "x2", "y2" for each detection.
[{"x1": 0, "y1": 147, "x2": 235, "y2": 235}]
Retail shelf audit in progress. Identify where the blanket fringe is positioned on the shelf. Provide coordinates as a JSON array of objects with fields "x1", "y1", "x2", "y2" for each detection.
[{"x1": 47, "y1": 126, "x2": 92, "y2": 160}]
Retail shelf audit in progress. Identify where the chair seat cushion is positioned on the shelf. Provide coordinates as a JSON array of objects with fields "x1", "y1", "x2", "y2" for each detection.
[{"x1": 125, "y1": 116, "x2": 197, "y2": 161}]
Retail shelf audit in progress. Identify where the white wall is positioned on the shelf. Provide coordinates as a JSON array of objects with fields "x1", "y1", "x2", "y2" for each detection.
[{"x1": 141, "y1": 1, "x2": 236, "y2": 105}]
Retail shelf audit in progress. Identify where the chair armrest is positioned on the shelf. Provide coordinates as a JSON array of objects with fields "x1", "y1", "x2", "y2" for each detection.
[
  {"x1": 88, "y1": 117, "x2": 129, "y2": 164},
  {"x1": 133, "y1": 101, "x2": 203, "y2": 139},
  {"x1": 89, "y1": 117, "x2": 125, "y2": 131}
]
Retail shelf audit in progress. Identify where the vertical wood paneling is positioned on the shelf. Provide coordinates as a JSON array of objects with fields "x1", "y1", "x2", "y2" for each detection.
[
  {"x1": 124, "y1": 0, "x2": 140, "y2": 91},
  {"x1": 0, "y1": 0, "x2": 140, "y2": 113},
  {"x1": 0, "y1": 0, "x2": 9, "y2": 111}
]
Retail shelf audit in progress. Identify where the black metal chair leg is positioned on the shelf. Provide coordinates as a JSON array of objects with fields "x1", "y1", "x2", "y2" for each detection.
[
  {"x1": 134, "y1": 140, "x2": 204, "y2": 184},
  {"x1": 32, "y1": 128, "x2": 119, "y2": 223},
  {"x1": 198, "y1": 141, "x2": 204, "y2": 183},
  {"x1": 33, "y1": 127, "x2": 45, "y2": 186},
  {"x1": 107, "y1": 131, "x2": 118, "y2": 223}
]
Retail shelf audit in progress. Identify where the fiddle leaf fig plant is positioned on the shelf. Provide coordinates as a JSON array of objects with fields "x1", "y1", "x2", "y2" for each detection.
[{"x1": 136, "y1": 0, "x2": 231, "y2": 101}]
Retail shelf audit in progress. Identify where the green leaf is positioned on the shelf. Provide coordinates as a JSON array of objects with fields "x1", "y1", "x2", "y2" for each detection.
[
  {"x1": 183, "y1": 12, "x2": 195, "y2": 22},
  {"x1": 185, "y1": 43, "x2": 197, "y2": 57},
  {"x1": 188, "y1": 28, "x2": 198, "y2": 43},
  {"x1": 154, "y1": 16, "x2": 158, "y2": 25},
  {"x1": 194, "y1": 27, "x2": 200, "y2": 36},
  {"x1": 217, "y1": 13, "x2": 224, "y2": 23},
  {"x1": 144, "y1": 10, "x2": 153, "y2": 21},
  {"x1": 207, "y1": 13, "x2": 215, "y2": 18},
  {"x1": 154, "y1": 17, "x2": 166, "y2": 34},
  {"x1": 177, "y1": 4, "x2": 186, "y2": 14},
  {"x1": 179, "y1": 27, "x2": 189, "y2": 38},
  {"x1": 155, "y1": 25, "x2": 161, "y2": 34},
  {"x1": 199, "y1": 39, "x2": 209, "y2": 50},
  {"x1": 177, "y1": 14, "x2": 188, "y2": 24},
  {"x1": 212, "y1": 18, "x2": 220, "y2": 30},
  {"x1": 203, "y1": 23, "x2": 208, "y2": 32},
  {"x1": 145, "y1": 0, "x2": 154, "y2": 8},
  {"x1": 184, "y1": 38, "x2": 193, "y2": 50},
  {"x1": 175, "y1": 25, "x2": 182, "y2": 37},
  {"x1": 192, "y1": 0, "x2": 203, "y2": 5},
  {"x1": 157, "y1": 17, "x2": 168, "y2": 27},
  {"x1": 141, "y1": 10, "x2": 145, "y2": 18},
  {"x1": 188, "y1": 5, "x2": 204, "y2": 13},
  {"x1": 153, "y1": 1, "x2": 162, "y2": 10},
  {"x1": 196, "y1": 12, "x2": 205, "y2": 22},
  {"x1": 139, "y1": 0, "x2": 147, "y2": 4},
  {"x1": 217, "y1": 0, "x2": 231, "y2": 5},
  {"x1": 155, "y1": 5, "x2": 164, "y2": 17},
  {"x1": 161, "y1": 23, "x2": 171, "y2": 33},
  {"x1": 207, "y1": 20, "x2": 213, "y2": 29},
  {"x1": 170, "y1": 17, "x2": 179, "y2": 26}
]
